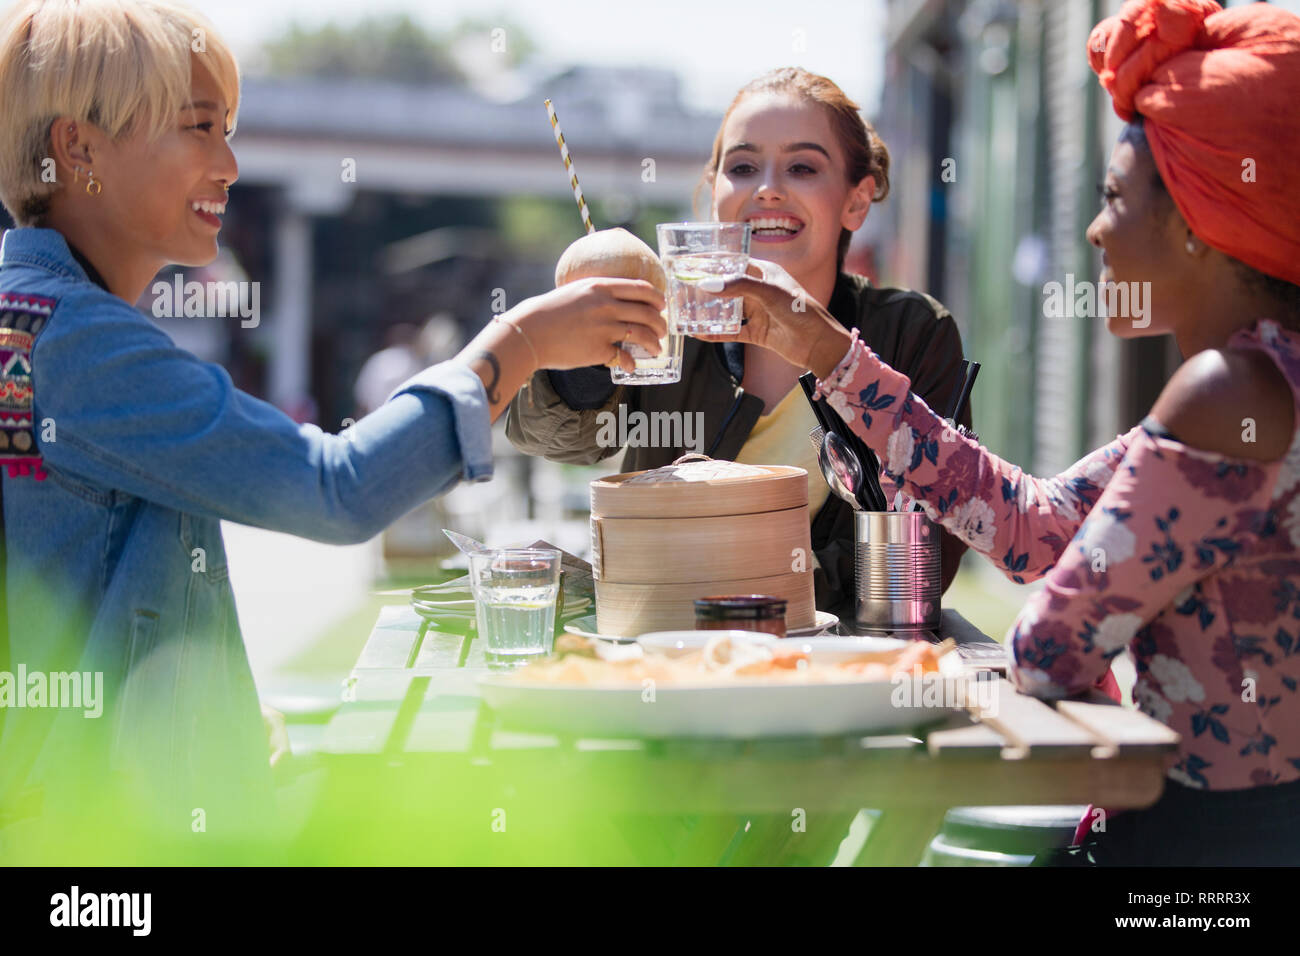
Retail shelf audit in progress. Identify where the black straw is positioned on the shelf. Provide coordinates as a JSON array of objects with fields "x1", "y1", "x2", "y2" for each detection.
[
  {"x1": 952, "y1": 362, "x2": 980, "y2": 425},
  {"x1": 944, "y1": 361, "x2": 970, "y2": 420},
  {"x1": 798, "y1": 372, "x2": 834, "y2": 436}
]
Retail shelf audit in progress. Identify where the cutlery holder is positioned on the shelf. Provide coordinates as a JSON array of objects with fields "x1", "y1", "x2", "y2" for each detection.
[{"x1": 854, "y1": 511, "x2": 941, "y2": 630}]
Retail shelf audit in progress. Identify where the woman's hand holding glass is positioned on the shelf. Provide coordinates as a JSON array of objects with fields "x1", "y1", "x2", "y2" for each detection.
[
  {"x1": 509, "y1": 277, "x2": 667, "y2": 373},
  {"x1": 463, "y1": 276, "x2": 667, "y2": 422},
  {"x1": 695, "y1": 258, "x2": 853, "y2": 378}
]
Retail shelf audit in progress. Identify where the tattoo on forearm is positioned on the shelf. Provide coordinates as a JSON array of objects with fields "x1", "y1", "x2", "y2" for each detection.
[{"x1": 473, "y1": 349, "x2": 501, "y2": 404}]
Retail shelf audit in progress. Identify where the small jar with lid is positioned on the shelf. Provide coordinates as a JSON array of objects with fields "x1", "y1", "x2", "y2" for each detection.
[{"x1": 694, "y1": 595, "x2": 788, "y2": 638}]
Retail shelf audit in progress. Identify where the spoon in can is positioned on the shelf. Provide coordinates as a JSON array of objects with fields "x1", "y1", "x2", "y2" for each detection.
[{"x1": 819, "y1": 431, "x2": 866, "y2": 511}]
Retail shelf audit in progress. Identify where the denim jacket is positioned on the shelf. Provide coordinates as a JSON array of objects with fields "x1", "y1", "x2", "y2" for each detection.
[{"x1": 0, "y1": 228, "x2": 492, "y2": 832}]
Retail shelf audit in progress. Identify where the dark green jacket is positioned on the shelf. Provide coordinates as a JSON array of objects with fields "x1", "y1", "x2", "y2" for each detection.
[{"x1": 506, "y1": 273, "x2": 973, "y2": 611}]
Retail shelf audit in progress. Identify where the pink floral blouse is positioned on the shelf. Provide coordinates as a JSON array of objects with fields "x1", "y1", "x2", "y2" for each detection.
[{"x1": 819, "y1": 319, "x2": 1300, "y2": 791}]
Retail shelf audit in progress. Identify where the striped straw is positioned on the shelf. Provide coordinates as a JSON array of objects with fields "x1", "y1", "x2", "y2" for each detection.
[{"x1": 544, "y1": 99, "x2": 595, "y2": 235}]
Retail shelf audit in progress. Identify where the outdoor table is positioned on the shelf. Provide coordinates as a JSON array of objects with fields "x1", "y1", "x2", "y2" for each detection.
[{"x1": 316, "y1": 605, "x2": 1179, "y2": 865}]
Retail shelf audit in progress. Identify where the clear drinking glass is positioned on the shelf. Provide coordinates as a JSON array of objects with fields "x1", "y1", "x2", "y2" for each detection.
[
  {"x1": 610, "y1": 323, "x2": 684, "y2": 385},
  {"x1": 469, "y1": 549, "x2": 561, "y2": 669},
  {"x1": 656, "y1": 222, "x2": 752, "y2": 335}
]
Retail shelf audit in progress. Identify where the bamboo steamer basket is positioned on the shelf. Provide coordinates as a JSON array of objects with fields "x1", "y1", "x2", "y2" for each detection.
[{"x1": 590, "y1": 456, "x2": 816, "y2": 635}]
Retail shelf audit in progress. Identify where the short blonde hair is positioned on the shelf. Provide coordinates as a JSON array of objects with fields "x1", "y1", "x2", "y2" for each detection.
[{"x1": 0, "y1": 0, "x2": 240, "y2": 226}]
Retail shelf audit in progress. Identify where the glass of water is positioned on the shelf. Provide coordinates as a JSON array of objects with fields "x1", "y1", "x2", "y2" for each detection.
[
  {"x1": 656, "y1": 222, "x2": 752, "y2": 335},
  {"x1": 610, "y1": 322, "x2": 684, "y2": 386},
  {"x1": 469, "y1": 549, "x2": 562, "y2": 669}
]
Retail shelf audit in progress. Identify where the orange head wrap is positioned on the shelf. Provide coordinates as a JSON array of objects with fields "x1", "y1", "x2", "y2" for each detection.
[{"x1": 1088, "y1": 0, "x2": 1300, "y2": 287}]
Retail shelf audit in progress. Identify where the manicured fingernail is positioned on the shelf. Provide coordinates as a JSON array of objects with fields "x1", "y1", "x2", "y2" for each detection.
[{"x1": 697, "y1": 278, "x2": 725, "y2": 292}]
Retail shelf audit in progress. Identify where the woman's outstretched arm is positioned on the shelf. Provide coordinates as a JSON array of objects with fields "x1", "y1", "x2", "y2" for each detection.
[
  {"x1": 470, "y1": 277, "x2": 665, "y2": 422},
  {"x1": 32, "y1": 278, "x2": 664, "y2": 545},
  {"x1": 815, "y1": 333, "x2": 1139, "y2": 582},
  {"x1": 702, "y1": 261, "x2": 1138, "y2": 582}
]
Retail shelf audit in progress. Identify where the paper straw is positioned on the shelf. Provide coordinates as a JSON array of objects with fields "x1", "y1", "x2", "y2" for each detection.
[{"x1": 544, "y1": 99, "x2": 595, "y2": 235}]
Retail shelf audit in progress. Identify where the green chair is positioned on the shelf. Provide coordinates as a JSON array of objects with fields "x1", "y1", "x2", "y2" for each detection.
[{"x1": 921, "y1": 805, "x2": 1085, "y2": 866}]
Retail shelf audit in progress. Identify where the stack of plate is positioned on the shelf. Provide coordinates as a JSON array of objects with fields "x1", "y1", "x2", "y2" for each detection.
[{"x1": 409, "y1": 574, "x2": 592, "y2": 626}]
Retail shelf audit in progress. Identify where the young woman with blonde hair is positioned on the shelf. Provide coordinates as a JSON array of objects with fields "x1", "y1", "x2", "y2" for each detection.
[{"x1": 0, "y1": 0, "x2": 665, "y2": 846}]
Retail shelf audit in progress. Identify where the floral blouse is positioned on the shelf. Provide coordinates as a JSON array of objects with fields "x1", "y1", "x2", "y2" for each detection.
[{"x1": 819, "y1": 319, "x2": 1300, "y2": 791}]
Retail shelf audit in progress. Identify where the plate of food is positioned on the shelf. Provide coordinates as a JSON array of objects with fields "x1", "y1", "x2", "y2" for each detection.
[
  {"x1": 637, "y1": 630, "x2": 909, "y2": 662},
  {"x1": 562, "y1": 610, "x2": 839, "y2": 643},
  {"x1": 478, "y1": 631, "x2": 968, "y2": 739}
]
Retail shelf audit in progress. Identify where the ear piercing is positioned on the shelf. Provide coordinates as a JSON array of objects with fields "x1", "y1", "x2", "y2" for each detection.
[
  {"x1": 1186, "y1": 239, "x2": 1196, "y2": 254},
  {"x1": 72, "y1": 166, "x2": 101, "y2": 195}
]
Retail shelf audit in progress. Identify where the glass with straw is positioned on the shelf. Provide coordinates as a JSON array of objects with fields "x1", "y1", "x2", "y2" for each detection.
[{"x1": 544, "y1": 99, "x2": 683, "y2": 384}]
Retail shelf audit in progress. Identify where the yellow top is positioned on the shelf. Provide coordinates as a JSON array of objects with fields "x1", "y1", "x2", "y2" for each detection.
[{"x1": 734, "y1": 385, "x2": 830, "y2": 519}]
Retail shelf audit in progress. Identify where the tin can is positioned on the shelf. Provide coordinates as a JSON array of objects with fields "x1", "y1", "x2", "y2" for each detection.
[{"x1": 854, "y1": 512, "x2": 942, "y2": 630}]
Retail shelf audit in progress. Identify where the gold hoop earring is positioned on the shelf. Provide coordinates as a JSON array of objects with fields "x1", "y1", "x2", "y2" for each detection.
[{"x1": 85, "y1": 171, "x2": 101, "y2": 196}]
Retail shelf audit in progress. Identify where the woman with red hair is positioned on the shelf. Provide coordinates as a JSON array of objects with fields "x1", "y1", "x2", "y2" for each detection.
[{"x1": 704, "y1": 0, "x2": 1300, "y2": 865}]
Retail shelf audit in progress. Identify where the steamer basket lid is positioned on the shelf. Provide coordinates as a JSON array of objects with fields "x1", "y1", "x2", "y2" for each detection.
[
  {"x1": 591, "y1": 456, "x2": 807, "y2": 518},
  {"x1": 624, "y1": 459, "x2": 769, "y2": 484}
]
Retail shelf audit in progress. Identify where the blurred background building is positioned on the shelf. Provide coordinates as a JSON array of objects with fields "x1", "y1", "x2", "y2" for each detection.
[{"x1": 223, "y1": 65, "x2": 719, "y2": 430}]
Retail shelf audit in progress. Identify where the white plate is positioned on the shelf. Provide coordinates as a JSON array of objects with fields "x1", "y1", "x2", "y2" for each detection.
[
  {"x1": 636, "y1": 630, "x2": 779, "y2": 657},
  {"x1": 479, "y1": 675, "x2": 963, "y2": 739},
  {"x1": 478, "y1": 638, "x2": 966, "y2": 739},
  {"x1": 563, "y1": 610, "x2": 839, "y2": 642},
  {"x1": 788, "y1": 610, "x2": 841, "y2": 637},
  {"x1": 637, "y1": 631, "x2": 907, "y2": 662}
]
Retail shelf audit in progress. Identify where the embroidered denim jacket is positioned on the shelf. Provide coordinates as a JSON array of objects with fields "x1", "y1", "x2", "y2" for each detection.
[{"x1": 0, "y1": 228, "x2": 493, "y2": 828}]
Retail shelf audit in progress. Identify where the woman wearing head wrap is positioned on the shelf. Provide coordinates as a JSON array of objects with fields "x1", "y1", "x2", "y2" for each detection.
[{"x1": 701, "y1": 0, "x2": 1300, "y2": 865}]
